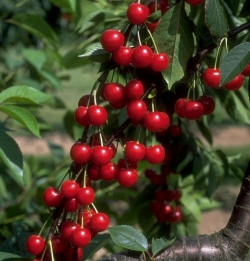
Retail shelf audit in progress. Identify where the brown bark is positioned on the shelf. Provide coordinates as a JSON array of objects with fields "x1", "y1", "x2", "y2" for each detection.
[{"x1": 99, "y1": 161, "x2": 250, "y2": 261}]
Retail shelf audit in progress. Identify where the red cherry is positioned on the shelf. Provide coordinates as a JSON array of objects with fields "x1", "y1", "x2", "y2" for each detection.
[
  {"x1": 127, "y1": 3, "x2": 150, "y2": 25},
  {"x1": 78, "y1": 209, "x2": 96, "y2": 226},
  {"x1": 87, "y1": 105, "x2": 107, "y2": 126},
  {"x1": 127, "y1": 99, "x2": 147, "y2": 121},
  {"x1": 146, "y1": 20, "x2": 161, "y2": 33},
  {"x1": 117, "y1": 158, "x2": 138, "y2": 170},
  {"x1": 43, "y1": 187, "x2": 63, "y2": 207},
  {"x1": 63, "y1": 197, "x2": 78, "y2": 212},
  {"x1": 175, "y1": 98, "x2": 187, "y2": 118},
  {"x1": 70, "y1": 227, "x2": 91, "y2": 247},
  {"x1": 76, "y1": 187, "x2": 95, "y2": 206},
  {"x1": 169, "y1": 206, "x2": 183, "y2": 222},
  {"x1": 102, "y1": 82, "x2": 125, "y2": 103},
  {"x1": 87, "y1": 163, "x2": 101, "y2": 181},
  {"x1": 51, "y1": 234, "x2": 68, "y2": 254},
  {"x1": 185, "y1": 0, "x2": 203, "y2": 5},
  {"x1": 132, "y1": 45, "x2": 153, "y2": 68},
  {"x1": 150, "y1": 200, "x2": 164, "y2": 215},
  {"x1": 64, "y1": 246, "x2": 83, "y2": 261},
  {"x1": 224, "y1": 74, "x2": 244, "y2": 91},
  {"x1": 26, "y1": 235, "x2": 45, "y2": 255},
  {"x1": 242, "y1": 64, "x2": 250, "y2": 76},
  {"x1": 78, "y1": 94, "x2": 94, "y2": 107},
  {"x1": 117, "y1": 168, "x2": 138, "y2": 187},
  {"x1": 169, "y1": 125, "x2": 181, "y2": 137},
  {"x1": 70, "y1": 142, "x2": 92, "y2": 165},
  {"x1": 197, "y1": 95, "x2": 215, "y2": 115},
  {"x1": 182, "y1": 100, "x2": 204, "y2": 120},
  {"x1": 61, "y1": 220, "x2": 80, "y2": 240},
  {"x1": 101, "y1": 29, "x2": 124, "y2": 52},
  {"x1": 124, "y1": 141, "x2": 146, "y2": 162},
  {"x1": 145, "y1": 145, "x2": 165, "y2": 164},
  {"x1": 74, "y1": 106, "x2": 90, "y2": 126},
  {"x1": 113, "y1": 46, "x2": 133, "y2": 66},
  {"x1": 148, "y1": 0, "x2": 170, "y2": 15},
  {"x1": 91, "y1": 145, "x2": 113, "y2": 166},
  {"x1": 90, "y1": 213, "x2": 110, "y2": 232},
  {"x1": 61, "y1": 180, "x2": 80, "y2": 198},
  {"x1": 125, "y1": 79, "x2": 145, "y2": 100},
  {"x1": 99, "y1": 162, "x2": 118, "y2": 181},
  {"x1": 203, "y1": 68, "x2": 221, "y2": 88},
  {"x1": 150, "y1": 53, "x2": 169, "y2": 72},
  {"x1": 109, "y1": 98, "x2": 127, "y2": 109},
  {"x1": 143, "y1": 111, "x2": 170, "y2": 132}
]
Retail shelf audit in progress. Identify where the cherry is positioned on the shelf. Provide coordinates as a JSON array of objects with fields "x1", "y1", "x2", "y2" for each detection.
[
  {"x1": 70, "y1": 142, "x2": 92, "y2": 165},
  {"x1": 78, "y1": 94, "x2": 94, "y2": 107},
  {"x1": 91, "y1": 145, "x2": 113, "y2": 166},
  {"x1": 70, "y1": 227, "x2": 91, "y2": 247},
  {"x1": 197, "y1": 95, "x2": 215, "y2": 115},
  {"x1": 90, "y1": 213, "x2": 110, "y2": 232},
  {"x1": 102, "y1": 82, "x2": 125, "y2": 103},
  {"x1": 63, "y1": 197, "x2": 78, "y2": 212},
  {"x1": 145, "y1": 169, "x2": 165, "y2": 185},
  {"x1": 61, "y1": 220, "x2": 80, "y2": 240},
  {"x1": 169, "y1": 125, "x2": 181, "y2": 137},
  {"x1": 182, "y1": 100, "x2": 204, "y2": 120},
  {"x1": 74, "y1": 106, "x2": 90, "y2": 126},
  {"x1": 143, "y1": 111, "x2": 170, "y2": 132},
  {"x1": 117, "y1": 168, "x2": 138, "y2": 187},
  {"x1": 109, "y1": 98, "x2": 127, "y2": 109},
  {"x1": 76, "y1": 187, "x2": 95, "y2": 206},
  {"x1": 99, "y1": 162, "x2": 118, "y2": 181},
  {"x1": 127, "y1": 3, "x2": 150, "y2": 25},
  {"x1": 127, "y1": 99, "x2": 147, "y2": 121},
  {"x1": 145, "y1": 144, "x2": 165, "y2": 164},
  {"x1": 150, "y1": 53, "x2": 169, "y2": 72},
  {"x1": 43, "y1": 187, "x2": 63, "y2": 207},
  {"x1": 87, "y1": 105, "x2": 107, "y2": 126},
  {"x1": 87, "y1": 163, "x2": 101, "y2": 181},
  {"x1": 150, "y1": 200, "x2": 164, "y2": 215},
  {"x1": 118, "y1": 158, "x2": 138, "y2": 170},
  {"x1": 155, "y1": 190, "x2": 167, "y2": 202},
  {"x1": 203, "y1": 68, "x2": 221, "y2": 88},
  {"x1": 124, "y1": 141, "x2": 146, "y2": 162},
  {"x1": 224, "y1": 74, "x2": 244, "y2": 91},
  {"x1": 132, "y1": 45, "x2": 153, "y2": 68},
  {"x1": 146, "y1": 20, "x2": 161, "y2": 33},
  {"x1": 242, "y1": 64, "x2": 250, "y2": 76},
  {"x1": 78, "y1": 209, "x2": 96, "y2": 226},
  {"x1": 64, "y1": 246, "x2": 83, "y2": 261},
  {"x1": 175, "y1": 98, "x2": 187, "y2": 118},
  {"x1": 169, "y1": 206, "x2": 183, "y2": 222},
  {"x1": 148, "y1": 0, "x2": 170, "y2": 15},
  {"x1": 125, "y1": 79, "x2": 145, "y2": 100},
  {"x1": 101, "y1": 29, "x2": 124, "y2": 52},
  {"x1": 26, "y1": 235, "x2": 45, "y2": 255},
  {"x1": 51, "y1": 234, "x2": 68, "y2": 254},
  {"x1": 113, "y1": 46, "x2": 133, "y2": 66},
  {"x1": 61, "y1": 180, "x2": 80, "y2": 198},
  {"x1": 185, "y1": 0, "x2": 204, "y2": 5}
]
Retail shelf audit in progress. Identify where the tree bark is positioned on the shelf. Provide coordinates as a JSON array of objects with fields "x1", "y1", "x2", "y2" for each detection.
[{"x1": 99, "y1": 161, "x2": 250, "y2": 261}]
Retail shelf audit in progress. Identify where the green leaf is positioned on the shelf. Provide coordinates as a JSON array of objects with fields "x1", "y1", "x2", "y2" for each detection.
[
  {"x1": 0, "y1": 86, "x2": 51, "y2": 105},
  {"x1": 239, "y1": 1, "x2": 250, "y2": 17},
  {"x1": 0, "y1": 252, "x2": 22, "y2": 261},
  {"x1": 180, "y1": 194, "x2": 201, "y2": 222},
  {"x1": 220, "y1": 42, "x2": 250, "y2": 85},
  {"x1": 39, "y1": 70, "x2": 62, "y2": 89},
  {"x1": 197, "y1": 197, "x2": 221, "y2": 211},
  {"x1": 0, "y1": 105, "x2": 40, "y2": 137},
  {"x1": 0, "y1": 130, "x2": 23, "y2": 186},
  {"x1": 196, "y1": 117, "x2": 213, "y2": 145},
  {"x1": 63, "y1": 49, "x2": 90, "y2": 69},
  {"x1": 77, "y1": 11, "x2": 105, "y2": 33},
  {"x1": 154, "y1": 2, "x2": 194, "y2": 88},
  {"x1": 205, "y1": 0, "x2": 228, "y2": 38},
  {"x1": 22, "y1": 49, "x2": 46, "y2": 70},
  {"x1": 50, "y1": 0, "x2": 76, "y2": 13},
  {"x1": 7, "y1": 14, "x2": 59, "y2": 48},
  {"x1": 151, "y1": 237, "x2": 175, "y2": 257},
  {"x1": 108, "y1": 225, "x2": 148, "y2": 252}
]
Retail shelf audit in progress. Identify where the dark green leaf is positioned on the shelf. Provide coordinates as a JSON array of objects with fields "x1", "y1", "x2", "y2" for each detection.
[
  {"x1": 77, "y1": 11, "x2": 105, "y2": 33},
  {"x1": 151, "y1": 237, "x2": 175, "y2": 257},
  {"x1": 39, "y1": 70, "x2": 62, "y2": 89},
  {"x1": 63, "y1": 49, "x2": 90, "y2": 69},
  {"x1": 22, "y1": 49, "x2": 46, "y2": 70},
  {"x1": 239, "y1": 1, "x2": 250, "y2": 17},
  {"x1": 147, "y1": 10, "x2": 162, "y2": 23},
  {"x1": 180, "y1": 194, "x2": 201, "y2": 222},
  {"x1": 154, "y1": 2, "x2": 194, "y2": 88},
  {"x1": 47, "y1": 142, "x2": 65, "y2": 164},
  {"x1": 220, "y1": 42, "x2": 250, "y2": 85},
  {"x1": 50, "y1": 0, "x2": 76, "y2": 13},
  {"x1": 0, "y1": 252, "x2": 22, "y2": 261},
  {"x1": 63, "y1": 110, "x2": 83, "y2": 140},
  {"x1": 205, "y1": 0, "x2": 228, "y2": 38},
  {"x1": 196, "y1": 117, "x2": 213, "y2": 145},
  {"x1": 108, "y1": 225, "x2": 148, "y2": 252},
  {"x1": 0, "y1": 105, "x2": 40, "y2": 137}
]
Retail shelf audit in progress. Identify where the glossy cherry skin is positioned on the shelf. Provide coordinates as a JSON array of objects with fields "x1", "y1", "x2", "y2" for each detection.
[
  {"x1": 63, "y1": 197, "x2": 78, "y2": 212},
  {"x1": 182, "y1": 100, "x2": 204, "y2": 120},
  {"x1": 43, "y1": 187, "x2": 63, "y2": 207},
  {"x1": 127, "y1": 99, "x2": 147, "y2": 120},
  {"x1": 102, "y1": 82, "x2": 125, "y2": 103},
  {"x1": 150, "y1": 53, "x2": 169, "y2": 72},
  {"x1": 51, "y1": 234, "x2": 68, "y2": 254},
  {"x1": 90, "y1": 213, "x2": 110, "y2": 232},
  {"x1": 26, "y1": 235, "x2": 45, "y2": 255},
  {"x1": 197, "y1": 95, "x2": 215, "y2": 115},
  {"x1": 87, "y1": 163, "x2": 101, "y2": 181},
  {"x1": 70, "y1": 227, "x2": 91, "y2": 247},
  {"x1": 203, "y1": 68, "x2": 221, "y2": 88},
  {"x1": 242, "y1": 64, "x2": 250, "y2": 76},
  {"x1": 78, "y1": 208, "x2": 96, "y2": 226},
  {"x1": 113, "y1": 46, "x2": 133, "y2": 66},
  {"x1": 61, "y1": 180, "x2": 80, "y2": 198},
  {"x1": 132, "y1": 45, "x2": 153, "y2": 68},
  {"x1": 185, "y1": 0, "x2": 204, "y2": 5},
  {"x1": 78, "y1": 94, "x2": 94, "y2": 107},
  {"x1": 76, "y1": 187, "x2": 95, "y2": 206},
  {"x1": 99, "y1": 162, "x2": 118, "y2": 181},
  {"x1": 101, "y1": 29, "x2": 124, "y2": 52},
  {"x1": 117, "y1": 168, "x2": 138, "y2": 187},
  {"x1": 175, "y1": 98, "x2": 187, "y2": 118},
  {"x1": 125, "y1": 79, "x2": 145, "y2": 100},
  {"x1": 87, "y1": 105, "x2": 107, "y2": 126},
  {"x1": 70, "y1": 142, "x2": 92, "y2": 165},
  {"x1": 124, "y1": 141, "x2": 146, "y2": 162},
  {"x1": 64, "y1": 246, "x2": 83, "y2": 261},
  {"x1": 224, "y1": 74, "x2": 244, "y2": 91},
  {"x1": 143, "y1": 111, "x2": 170, "y2": 132},
  {"x1": 74, "y1": 106, "x2": 89, "y2": 126},
  {"x1": 91, "y1": 145, "x2": 113, "y2": 166},
  {"x1": 145, "y1": 145, "x2": 165, "y2": 164},
  {"x1": 127, "y1": 3, "x2": 150, "y2": 25},
  {"x1": 60, "y1": 220, "x2": 80, "y2": 240},
  {"x1": 146, "y1": 20, "x2": 161, "y2": 33}
]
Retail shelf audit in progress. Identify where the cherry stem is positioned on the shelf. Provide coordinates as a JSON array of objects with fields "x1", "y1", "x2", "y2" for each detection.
[
  {"x1": 214, "y1": 37, "x2": 226, "y2": 69},
  {"x1": 48, "y1": 239, "x2": 55, "y2": 261},
  {"x1": 99, "y1": 127, "x2": 104, "y2": 146},
  {"x1": 91, "y1": 203, "x2": 98, "y2": 213},
  {"x1": 137, "y1": 26, "x2": 142, "y2": 46},
  {"x1": 38, "y1": 214, "x2": 52, "y2": 237},
  {"x1": 145, "y1": 24, "x2": 159, "y2": 54},
  {"x1": 83, "y1": 166, "x2": 88, "y2": 187}
]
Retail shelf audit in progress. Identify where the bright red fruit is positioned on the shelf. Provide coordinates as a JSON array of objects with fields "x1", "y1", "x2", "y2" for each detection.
[
  {"x1": 242, "y1": 64, "x2": 250, "y2": 76},
  {"x1": 91, "y1": 145, "x2": 113, "y2": 166},
  {"x1": 203, "y1": 68, "x2": 221, "y2": 88},
  {"x1": 70, "y1": 227, "x2": 91, "y2": 247},
  {"x1": 101, "y1": 29, "x2": 124, "y2": 52},
  {"x1": 224, "y1": 74, "x2": 244, "y2": 91},
  {"x1": 51, "y1": 234, "x2": 68, "y2": 254},
  {"x1": 127, "y1": 3, "x2": 150, "y2": 25},
  {"x1": 87, "y1": 105, "x2": 107, "y2": 126},
  {"x1": 78, "y1": 94, "x2": 94, "y2": 107},
  {"x1": 113, "y1": 46, "x2": 133, "y2": 66},
  {"x1": 99, "y1": 162, "x2": 118, "y2": 181},
  {"x1": 74, "y1": 106, "x2": 89, "y2": 126},
  {"x1": 124, "y1": 141, "x2": 146, "y2": 162},
  {"x1": 197, "y1": 95, "x2": 215, "y2": 115},
  {"x1": 64, "y1": 246, "x2": 83, "y2": 261},
  {"x1": 87, "y1": 163, "x2": 101, "y2": 181},
  {"x1": 127, "y1": 99, "x2": 147, "y2": 120},
  {"x1": 145, "y1": 145, "x2": 165, "y2": 164},
  {"x1": 90, "y1": 213, "x2": 110, "y2": 232},
  {"x1": 175, "y1": 98, "x2": 187, "y2": 118},
  {"x1": 146, "y1": 20, "x2": 161, "y2": 33},
  {"x1": 43, "y1": 187, "x2": 63, "y2": 207},
  {"x1": 70, "y1": 142, "x2": 92, "y2": 165},
  {"x1": 143, "y1": 111, "x2": 170, "y2": 132},
  {"x1": 150, "y1": 53, "x2": 169, "y2": 71},
  {"x1": 26, "y1": 235, "x2": 45, "y2": 255},
  {"x1": 118, "y1": 158, "x2": 138, "y2": 170},
  {"x1": 61, "y1": 220, "x2": 80, "y2": 240},
  {"x1": 76, "y1": 187, "x2": 95, "y2": 206},
  {"x1": 132, "y1": 45, "x2": 153, "y2": 68},
  {"x1": 182, "y1": 100, "x2": 204, "y2": 120},
  {"x1": 63, "y1": 197, "x2": 78, "y2": 212},
  {"x1": 125, "y1": 79, "x2": 145, "y2": 100},
  {"x1": 102, "y1": 82, "x2": 125, "y2": 103},
  {"x1": 78, "y1": 209, "x2": 96, "y2": 226},
  {"x1": 117, "y1": 168, "x2": 138, "y2": 187},
  {"x1": 61, "y1": 180, "x2": 80, "y2": 198},
  {"x1": 185, "y1": 0, "x2": 204, "y2": 5}
]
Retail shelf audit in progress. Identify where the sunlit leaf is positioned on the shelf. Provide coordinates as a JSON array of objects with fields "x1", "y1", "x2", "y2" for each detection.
[
  {"x1": 22, "y1": 49, "x2": 46, "y2": 70},
  {"x1": 152, "y1": 237, "x2": 175, "y2": 257}
]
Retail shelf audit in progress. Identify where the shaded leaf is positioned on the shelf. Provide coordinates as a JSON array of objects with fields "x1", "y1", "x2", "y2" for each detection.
[
  {"x1": 180, "y1": 194, "x2": 201, "y2": 222},
  {"x1": 39, "y1": 70, "x2": 62, "y2": 89},
  {"x1": 22, "y1": 49, "x2": 46, "y2": 70},
  {"x1": 77, "y1": 11, "x2": 105, "y2": 33},
  {"x1": 0, "y1": 252, "x2": 22, "y2": 261},
  {"x1": 108, "y1": 225, "x2": 148, "y2": 252},
  {"x1": 50, "y1": 0, "x2": 76, "y2": 13},
  {"x1": 239, "y1": 1, "x2": 250, "y2": 17},
  {"x1": 196, "y1": 117, "x2": 213, "y2": 145},
  {"x1": 0, "y1": 105, "x2": 40, "y2": 137},
  {"x1": 152, "y1": 237, "x2": 175, "y2": 257}
]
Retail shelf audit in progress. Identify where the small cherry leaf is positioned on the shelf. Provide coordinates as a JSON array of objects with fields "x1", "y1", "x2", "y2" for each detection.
[
  {"x1": 220, "y1": 42, "x2": 250, "y2": 85},
  {"x1": 0, "y1": 251, "x2": 23, "y2": 261},
  {"x1": 147, "y1": 10, "x2": 161, "y2": 23},
  {"x1": 108, "y1": 225, "x2": 148, "y2": 252},
  {"x1": 152, "y1": 237, "x2": 175, "y2": 257}
]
